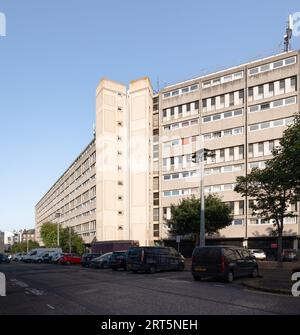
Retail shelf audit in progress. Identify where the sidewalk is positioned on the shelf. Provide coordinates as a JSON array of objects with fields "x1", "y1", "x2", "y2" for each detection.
[{"x1": 243, "y1": 261, "x2": 300, "y2": 295}]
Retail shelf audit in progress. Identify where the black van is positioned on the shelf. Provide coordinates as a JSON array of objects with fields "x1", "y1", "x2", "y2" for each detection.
[
  {"x1": 192, "y1": 246, "x2": 258, "y2": 283},
  {"x1": 126, "y1": 247, "x2": 185, "y2": 273}
]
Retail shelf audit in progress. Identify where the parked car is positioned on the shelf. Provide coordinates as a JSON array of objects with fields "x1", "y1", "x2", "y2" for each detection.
[
  {"x1": 50, "y1": 252, "x2": 64, "y2": 264},
  {"x1": 58, "y1": 254, "x2": 82, "y2": 265},
  {"x1": 126, "y1": 247, "x2": 185, "y2": 274},
  {"x1": 0, "y1": 254, "x2": 10, "y2": 264},
  {"x1": 192, "y1": 246, "x2": 259, "y2": 283},
  {"x1": 90, "y1": 252, "x2": 112, "y2": 269},
  {"x1": 23, "y1": 248, "x2": 62, "y2": 263},
  {"x1": 109, "y1": 251, "x2": 127, "y2": 271},
  {"x1": 249, "y1": 249, "x2": 266, "y2": 261},
  {"x1": 282, "y1": 249, "x2": 298, "y2": 262},
  {"x1": 81, "y1": 253, "x2": 102, "y2": 267},
  {"x1": 12, "y1": 252, "x2": 26, "y2": 262}
]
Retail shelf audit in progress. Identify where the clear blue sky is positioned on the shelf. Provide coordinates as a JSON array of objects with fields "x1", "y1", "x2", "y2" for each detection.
[{"x1": 0, "y1": 0, "x2": 299, "y2": 232}]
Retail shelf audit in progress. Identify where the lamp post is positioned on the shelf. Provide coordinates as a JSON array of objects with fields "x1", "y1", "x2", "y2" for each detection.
[
  {"x1": 192, "y1": 149, "x2": 215, "y2": 247},
  {"x1": 55, "y1": 212, "x2": 61, "y2": 247}
]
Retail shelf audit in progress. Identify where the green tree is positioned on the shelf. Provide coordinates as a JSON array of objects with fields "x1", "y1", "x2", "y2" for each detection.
[
  {"x1": 40, "y1": 222, "x2": 85, "y2": 254},
  {"x1": 269, "y1": 112, "x2": 300, "y2": 196},
  {"x1": 167, "y1": 194, "x2": 233, "y2": 245},
  {"x1": 235, "y1": 167, "x2": 299, "y2": 263},
  {"x1": 11, "y1": 240, "x2": 39, "y2": 253}
]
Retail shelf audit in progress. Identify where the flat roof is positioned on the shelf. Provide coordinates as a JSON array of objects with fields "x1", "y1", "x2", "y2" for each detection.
[{"x1": 163, "y1": 50, "x2": 297, "y2": 90}]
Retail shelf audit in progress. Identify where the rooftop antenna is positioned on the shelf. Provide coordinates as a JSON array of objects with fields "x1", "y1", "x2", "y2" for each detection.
[
  {"x1": 92, "y1": 123, "x2": 96, "y2": 138},
  {"x1": 156, "y1": 77, "x2": 160, "y2": 94},
  {"x1": 284, "y1": 14, "x2": 293, "y2": 52}
]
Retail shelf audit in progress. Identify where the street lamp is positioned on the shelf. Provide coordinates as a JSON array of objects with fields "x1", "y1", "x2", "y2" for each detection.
[
  {"x1": 192, "y1": 149, "x2": 215, "y2": 247},
  {"x1": 55, "y1": 212, "x2": 61, "y2": 247}
]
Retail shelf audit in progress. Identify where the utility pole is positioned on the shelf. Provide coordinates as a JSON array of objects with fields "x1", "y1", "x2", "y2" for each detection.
[
  {"x1": 55, "y1": 212, "x2": 61, "y2": 247},
  {"x1": 69, "y1": 227, "x2": 72, "y2": 254}
]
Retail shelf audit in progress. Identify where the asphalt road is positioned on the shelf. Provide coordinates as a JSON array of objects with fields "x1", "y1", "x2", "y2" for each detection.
[{"x1": 0, "y1": 262, "x2": 299, "y2": 315}]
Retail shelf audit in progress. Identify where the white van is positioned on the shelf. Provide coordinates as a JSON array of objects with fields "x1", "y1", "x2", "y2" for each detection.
[{"x1": 23, "y1": 248, "x2": 62, "y2": 263}]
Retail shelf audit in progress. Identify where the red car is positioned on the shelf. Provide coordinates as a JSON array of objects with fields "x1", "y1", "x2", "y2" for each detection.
[{"x1": 58, "y1": 254, "x2": 82, "y2": 265}]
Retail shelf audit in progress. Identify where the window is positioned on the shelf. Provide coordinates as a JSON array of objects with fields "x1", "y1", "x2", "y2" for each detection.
[
  {"x1": 202, "y1": 99, "x2": 207, "y2": 108},
  {"x1": 211, "y1": 97, "x2": 216, "y2": 106},
  {"x1": 261, "y1": 122, "x2": 270, "y2": 129},
  {"x1": 239, "y1": 90, "x2": 244, "y2": 100},
  {"x1": 248, "y1": 87, "x2": 253, "y2": 97},
  {"x1": 172, "y1": 90, "x2": 179, "y2": 96},
  {"x1": 286, "y1": 96, "x2": 296, "y2": 105},
  {"x1": 170, "y1": 107, "x2": 175, "y2": 116},
  {"x1": 249, "y1": 124, "x2": 259, "y2": 132},
  {"x1": 234, "y1": 109, "x2": 243, "y2": 116},
  {"x1": 258, "y1": 85, "x2": 264, "y2": 95},
  {"x1": 182, "y1": 138, "x2": 190, "y2": 145},
  {"x1": 269, "y1": 141, "x2": 274, "y2": 152},
  {"x1": 153, "y1": 177, "x2": 159, "y2": 190},
  {"x1": 261, "y1": 103, "x2": 270, "y2": 111},
  {"x1": 249, "y1": 67, "x2": 259, "y2": 75},
  {"x1": 285, "y1": 57, "x2": 296, "y2": 65},
  {"x1": 249, "y1": 105, "x2": 259, "y2": 113},
  {"x1": 291, "y1": 77, "x2": 297, "y2": 89},
  {"x1": 273, "y1": 119, "x2": 284, "y2": 127},
  {"x1": 224, "y1": 111, "x2": 232, "y2": 118},
  {"x1": 220, "y1": 95, "x2": 225, "y2": 104},
  {"x1": 260, "y1": 64, "x2": 270, "y2": 72},
  {"x1": 213, "y1": 114, "x2": 221, "y2": 121},
  {"x1": 153, "y1": 208, "x2": 159, "y2": 221},
  {"x1": 229, "y1": 93, "x2": 234, "y2": 106},
  {"x1": 248, "y1": 143, "x2": 253, "y2": 158},
  {"x1": 186, "y1": 103, "x2": 191, "y2": 112},
  {"x1": 258, "y1": 142, "x2": 264, "y2": 154},
  {"x1": 274, "y1": 60, "x2": 283, "y2": 68},
  {"x1": 220, "y1": 149, "x2": 225, "y2": 162},
  {"x1": 269, "y1": 83, "x2": 274, "y2": 92},
  {"x1": 178, "y1": 105, "x2": 182, "y2": 115},
  {"x1": 280, "y1": 79, "x2": 285, "y2": 90},
  {"x1": 239, "y1": 201, "x2": 244, "y2": 215},
  {"x1": 194, "y1": 101, "x2": 199, "y2": 110},
  {"x1": 239, "y1": 145, "x2": 244, "y2": 159}
]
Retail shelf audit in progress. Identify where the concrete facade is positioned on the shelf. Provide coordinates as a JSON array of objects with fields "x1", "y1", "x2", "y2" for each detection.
[{"x1": 36, "y1": 50, "x2": 300, "y2": 249}]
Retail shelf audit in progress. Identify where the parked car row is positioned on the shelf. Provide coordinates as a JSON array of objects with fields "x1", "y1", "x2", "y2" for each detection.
[{"x1": 5, "y1": 245, "x2": 299, "y2": 284}]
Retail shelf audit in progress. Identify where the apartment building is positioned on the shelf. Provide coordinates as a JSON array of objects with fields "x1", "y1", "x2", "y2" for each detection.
[
  {"x1": 35, "y1": 140, "x2": 97, "y2": 244},
  {"x1": 159, "y1": 50, "x2": 300, "y2": 251},
  {"x1": 36, "y1": 50, "x2": 300, "y2": 250}
]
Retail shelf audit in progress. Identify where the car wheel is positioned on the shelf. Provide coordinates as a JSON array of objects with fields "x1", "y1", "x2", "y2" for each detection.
[
  {"x1": 148, "y1": 265, "x2": 156, "y2": 274},
  {"x1": 37, "y1": 259, "x2": 42, "y2": 264},
  {"x1": 251, "y1": 267, "x2": 259, "y2": 278},
  {"x1": 178, "y1": 262, "x2": 184, "y2": 271},
  {"x1": 66, "y1": 261, "x2": 71, "y2": 265},
  {"x1": 193, "y1": 275, "x2": 202, "y2": 281},
  {"x1": 225, "y1": 271, "x2": 234, "y2": 283}
]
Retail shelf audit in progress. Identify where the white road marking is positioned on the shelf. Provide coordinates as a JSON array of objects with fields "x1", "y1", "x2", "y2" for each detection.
[
  {"x1": 10, "y1": 279, "x2": 29, "y2": 288},
  {"x1": 46, "y1": 304, "x2": 55, "y2": 310},
  {"x1": 214, "y1": 285, "x2": 225, "y2": 287},
  {"x1": 25, "y1": 288, "x2": 45, "y2": 296}
]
